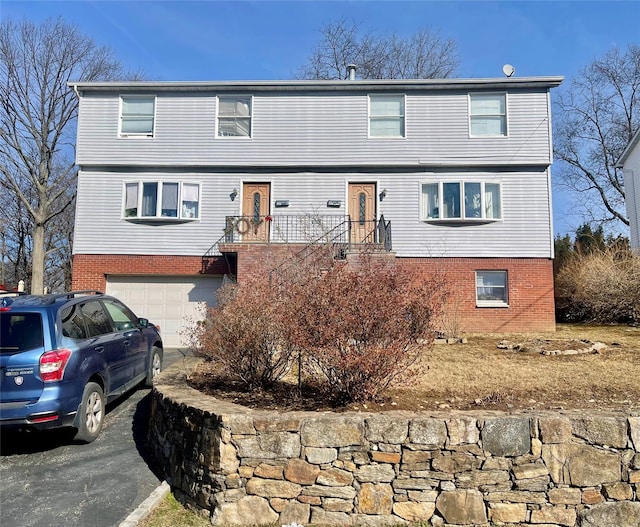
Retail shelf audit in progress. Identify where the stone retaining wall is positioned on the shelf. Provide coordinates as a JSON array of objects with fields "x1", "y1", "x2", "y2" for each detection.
[{"x1": 148, "y1": 360, "x2": 640, "y2": 526}]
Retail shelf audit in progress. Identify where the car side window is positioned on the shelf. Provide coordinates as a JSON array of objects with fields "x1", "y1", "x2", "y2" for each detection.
[
  {"x1": 60, "y1": 305, "x2": 88, "y2": 339},
  {"x1": 80, "y1": 301, "x2": 114, "y2": 337},
  {"x1": 103, "y1": 299, "x2": 138, "y2": 332}
]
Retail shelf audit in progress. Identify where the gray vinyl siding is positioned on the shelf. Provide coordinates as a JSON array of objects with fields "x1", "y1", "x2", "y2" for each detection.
[
  {"x1": 73, "y1": 169, "x2": 552, "y2": 258},
  {"x1": 76, "y1": 90, "x2": 552, "y2": 167},
  {"x1": 622, "y1": 144, "x2": 640, "y2": 250}
]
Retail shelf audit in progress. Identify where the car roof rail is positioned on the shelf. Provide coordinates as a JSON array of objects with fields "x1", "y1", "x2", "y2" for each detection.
[{"x1": 43, "y1": 290, "x2": 104, "y2": 305}]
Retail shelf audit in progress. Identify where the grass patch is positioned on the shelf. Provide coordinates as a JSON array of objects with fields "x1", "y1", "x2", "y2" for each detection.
[
  {"x1": 139, "y1": 493, "x2": 438, "y2": 527},
  {"x1": 138, "y1": 493, "x2": 210, "y2": 527}
]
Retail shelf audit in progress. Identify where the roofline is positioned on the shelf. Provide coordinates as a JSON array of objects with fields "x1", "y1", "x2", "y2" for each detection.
[
  {"x1": 68, "y1": 76, "x2": 564, "y2": 94},
  {"x1": 617, "y1": 127, "x2": 640, "y2": 168}
]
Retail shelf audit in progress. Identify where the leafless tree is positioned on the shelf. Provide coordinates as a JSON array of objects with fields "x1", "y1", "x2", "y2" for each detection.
[
  {"x1": 554, "y1": 44, "x2": 640, "y2": 229},
  {"x1": 295, "y1": 18, "x2": 459, "y2": 80},
  {"x1": 0, "y1": 18, "x2": 138, "y2": 293}
]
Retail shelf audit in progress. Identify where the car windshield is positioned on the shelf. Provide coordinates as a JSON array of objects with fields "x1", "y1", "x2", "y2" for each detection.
[{"x1": 0, "y1": 312, "x2": 44, "y2": 353}]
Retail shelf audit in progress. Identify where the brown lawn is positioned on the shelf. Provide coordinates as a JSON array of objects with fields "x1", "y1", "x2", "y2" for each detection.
[{"x1": 189, "y1": 323, "x2": 640, "y2": 414}]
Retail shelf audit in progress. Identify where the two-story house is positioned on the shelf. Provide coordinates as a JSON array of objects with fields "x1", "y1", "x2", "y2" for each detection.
[
  {"x1": 617, "y1": 128, "x2": 640, "y2": 251},
  {"x1": 70, "y1": 75, "x2": 562, "y2": 346}
]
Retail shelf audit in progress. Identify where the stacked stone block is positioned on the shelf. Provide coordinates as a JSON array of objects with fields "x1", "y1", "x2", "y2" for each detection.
[{"x1": 149, "y1": 362, "x2": 640, "y2": 526}]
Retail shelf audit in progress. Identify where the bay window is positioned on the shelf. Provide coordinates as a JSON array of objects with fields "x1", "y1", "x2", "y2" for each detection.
[
  {"x1": 124, "y1": 182, "x2": 200, "y2": 220},
  {"x1": 421, "y1": 181, "x2": 501, "y2": 221}
]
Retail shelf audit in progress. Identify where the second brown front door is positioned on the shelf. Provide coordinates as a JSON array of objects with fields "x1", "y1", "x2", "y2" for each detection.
[
  {"x1": 241, "y1": 182, "x2": 270, "y2": 242},
  {"x1": 348, "y1": 182, "x2": 376, "y2": 244}
]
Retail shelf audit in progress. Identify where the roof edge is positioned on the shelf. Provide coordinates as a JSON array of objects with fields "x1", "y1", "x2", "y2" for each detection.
[
  {"x1": 68, "y1": 76, "x2": 564, "y2": 93},
  {"x1": 617, "y1": 127, "x2": 640, "y2": 168}
]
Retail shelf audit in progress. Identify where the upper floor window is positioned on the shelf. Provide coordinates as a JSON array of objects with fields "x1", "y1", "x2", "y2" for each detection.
[
  {"x1": 369, "y1": 94, "x2": 405, "y2": 137},
  {"x1": 217, "y1": 96, "x2": 252, "y2": 137},
  {"x1": 124, "y1": 181, "x2": 200, "y2": 220},
  {"x1": 120, "y1": 96, "x2": 155, "y2": 138},
  {"x1": 469, "y1": 93, "x2": 506, "y2": 136},
  {"x1": 421, "y1": 181, "x2": 501, "y2": 221}
]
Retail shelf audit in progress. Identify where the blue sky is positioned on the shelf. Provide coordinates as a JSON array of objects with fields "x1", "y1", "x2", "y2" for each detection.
[{"x1": 3, "y1": 0, "x2": 639, "y2": 235}]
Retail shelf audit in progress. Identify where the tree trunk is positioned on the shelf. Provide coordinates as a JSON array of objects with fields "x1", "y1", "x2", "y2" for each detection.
[{"x1": 31, "y1": 221, "x2": 45, "y2": 294}]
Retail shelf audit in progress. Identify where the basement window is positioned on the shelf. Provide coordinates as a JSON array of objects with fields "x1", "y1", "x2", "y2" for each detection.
[{"x1": 476, "y1": 270, "x2": 508, "y2": 307}]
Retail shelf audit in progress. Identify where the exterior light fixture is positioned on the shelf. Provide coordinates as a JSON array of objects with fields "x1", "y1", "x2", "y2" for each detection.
[{"x1": 230, "y1": 188, "x2": 238, "y2": 201}]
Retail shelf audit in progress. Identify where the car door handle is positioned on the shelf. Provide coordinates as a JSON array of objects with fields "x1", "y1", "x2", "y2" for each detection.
[
  {"x1": 94, "y1": 346, "x2": 105, "y2": 353},
  {"x1": 123, "y1": 340, "x2": 130, "y2": 347}
]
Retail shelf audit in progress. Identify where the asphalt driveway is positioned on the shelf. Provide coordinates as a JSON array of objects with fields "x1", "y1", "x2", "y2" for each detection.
[{"x1": 0, "y1": 348, "x2": 184, "y2": 527}]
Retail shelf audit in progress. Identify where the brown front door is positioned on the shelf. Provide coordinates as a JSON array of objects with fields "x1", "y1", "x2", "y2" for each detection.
[
  {"x1": 348, "y1": 182, "x2": 376, "y2": 244},
  {"x1": 241, "y1": 183, "x2": 270, "y2": 242}
]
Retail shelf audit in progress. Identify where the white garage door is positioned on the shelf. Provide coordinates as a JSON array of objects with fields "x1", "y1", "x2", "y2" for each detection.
[{"x1": 106, "y1": 275, "x2": 222, "y2": 348}]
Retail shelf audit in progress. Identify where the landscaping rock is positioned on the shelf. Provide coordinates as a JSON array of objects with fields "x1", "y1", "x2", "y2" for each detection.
[
  {"x1": 284, "y1": 459, "x2": 319, "y2": 485},
  {"x1": 304, "y1": 447, "x2": 337, "y2": 464},
  {"x1": 366, "y1": 417, "x2": 409, "y2": 443},
  {"x1": 301, "y1": 416, "x2": 364, "y2": 447},
  {"x1": 316, "y1": 467, "x2": 353, "y2": 486},
  {"x1": 488, "y1": 502, "x2": 527, "y2": 523},
  {"x1": 355, "y1": 464, "x2": 396, "y2": 483},
  {"x1": 542, "y1": 443, "x2": 621, "y2": 486},
  {"x1": 530, "y1": 505, "x2": 576, "y2": 526},
  {"x1": 446, "y1": 416, "x2": 479, "y2": 445},
  {"x1": 212, "y1": 495, "x2": 278, "y2": 525},
  {"x1": 393, "y1": 501, "x2": 436, "y2": 522},
  {"x1": 435, "y1": 489, "x2": 487, "y2": 524},
  {"x1": 482, "y1": 417, "x2": 531, "y2": 456},
  {"x1": 245, "y1": 478, "x2": 301, "y2": 498},
  {"x1": 571, "y1": 416, "x2": 628, "y2": 448},
  {"x1": 409, "y1": 418, "x2": 447, "y2": 448},
  {"x1": 357, "y1": 483, "x2": 393, "y2": 514},
  {"x1": 580, "y1": 502, "x2": 640, "y2": 527}
]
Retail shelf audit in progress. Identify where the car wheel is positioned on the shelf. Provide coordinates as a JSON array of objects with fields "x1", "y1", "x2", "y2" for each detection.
[
  {"x1": 145, "y1": 346, "x2": 163, "y2": 387},
  {"x1": 74, "y1": 382, "x2": 105, "y2": 443}
]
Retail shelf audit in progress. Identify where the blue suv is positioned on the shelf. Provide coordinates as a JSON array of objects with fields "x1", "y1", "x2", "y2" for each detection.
[{"x1": 0, "y1": 291, "x2": 163, "y2": 442}]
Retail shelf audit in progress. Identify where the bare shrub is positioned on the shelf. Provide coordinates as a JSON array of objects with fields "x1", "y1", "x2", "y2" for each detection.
[
  {"x1": 189, "y1": 278, "x2": 294, "y2": 389},
  {"x1": 439, "y1": 294, "x2": 466, "y2": 339},
  {"x1": 555, "y1": 247, "x2": 640, "y2": 322},
  {"x1": 284, "y1": 253, "x2": 449, "y2": 404}
]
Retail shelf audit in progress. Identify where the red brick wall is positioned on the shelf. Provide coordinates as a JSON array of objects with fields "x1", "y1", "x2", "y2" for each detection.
[
  {"x1": 396, "y1": 257, "x2": 555, "y2": 333},
  {"x1": 219, "y1": 243, "x2": 318, "y2": 282},
  {"x1": 71, "y1": 254, "x2": 228, "y2": 292},
  {"x1": 73, "y1": 251, "x2": 555, "y2": 333},
  {"x1": 221, "y1": 245, "x2": 555, "y2": 333}
]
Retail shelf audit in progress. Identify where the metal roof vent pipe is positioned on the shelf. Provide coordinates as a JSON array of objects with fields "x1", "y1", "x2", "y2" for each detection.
[{"x1": 346, "y1": 64, "x2": 357, "y2": 80}]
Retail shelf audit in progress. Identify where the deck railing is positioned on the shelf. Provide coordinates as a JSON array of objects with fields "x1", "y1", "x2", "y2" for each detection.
[{"x1": 202, "y1": 214, "x2": 392, "y2": 258}]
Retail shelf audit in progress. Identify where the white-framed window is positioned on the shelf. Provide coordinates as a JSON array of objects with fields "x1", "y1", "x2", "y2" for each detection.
[
  {"x1": 119, "y1": 96, "x2": 155, "y2": 138},
  {"x1": 469, "y1": 93, "x2": 507, "y2": 136},
  {"x1": 217, "y1": 96, "x2": 252, "y2": 137},
  {"x1": 421, "y1": 181, "x2": 501, "y2": 221},
  {"x1": 124, "y1": 182, "x2": 200, "y2": 220},
  {"x1": 476, "y1": 270, "x2": 508, "y2": 307},
  {"x1": 369, "y1": 94, "x2": 405, "y2": 137}
]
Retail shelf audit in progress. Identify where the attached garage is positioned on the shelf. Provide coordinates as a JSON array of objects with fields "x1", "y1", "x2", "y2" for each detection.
[{"x1": 106, "y1": 275, "x2": 222, "y2": 347}]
